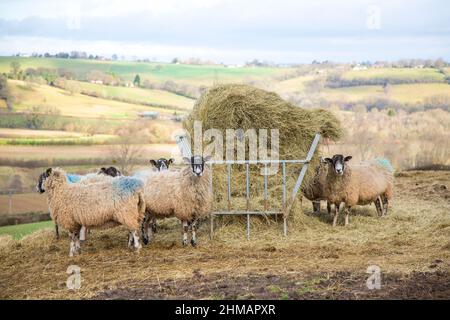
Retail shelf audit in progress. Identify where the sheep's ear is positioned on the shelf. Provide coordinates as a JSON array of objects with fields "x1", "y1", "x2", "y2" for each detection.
[
  {"x1": 324, "y1": 158, "x2": 332, "y2": 163},
  {"x1": 46, "y1": 168, "x2": 52, "y2": 175},
  {"x1": 183, "y1": 157, "x2": 191, "y2": 164},
  {"x1": 344, "y1": 156, "x2": 353, "y2": 162},
  {"x1": 149, "y1": 160, "x2": 157, "y2": 166},
  {"x1": 168, "y1": 158, "x2": 175, "y2": 164},
  {"x1": 204, "y1": 155, "x2": 212, "y2": 162}
]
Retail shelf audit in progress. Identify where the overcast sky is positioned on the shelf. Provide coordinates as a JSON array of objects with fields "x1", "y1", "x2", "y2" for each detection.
[{"x1": 0, "y1": 0, "x2": 449, "y2": 63}]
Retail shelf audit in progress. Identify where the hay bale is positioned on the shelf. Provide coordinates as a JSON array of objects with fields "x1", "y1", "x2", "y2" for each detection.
[{"x1": 183, "y1": 84, "x2": 342, "y2": 219}]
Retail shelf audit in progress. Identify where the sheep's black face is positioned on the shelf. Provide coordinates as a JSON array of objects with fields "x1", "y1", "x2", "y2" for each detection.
[
  {"x1": 150, "y1": 158, "x2": 174, "y2": 171},
  {"x1": 36, "y1": 168, "x2": 52, "y2": 193},
  {"x1": 325, "y1": 154, "x2": 352, "y2": 175},
  {"x1": 184, "y1": 155, "x2": 211, "y2": 177},
  {"x1": 99, "y1": 166, "x2": 122, "y2": 177}
]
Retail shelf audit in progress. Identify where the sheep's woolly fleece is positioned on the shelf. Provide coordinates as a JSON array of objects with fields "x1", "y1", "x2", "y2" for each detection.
[
  {"x1": 324, "y1": 160, "x2": 394, "y2": 207},
  {"x1": 141, "y1": 165, "x2": 212, "y2": 222},
  {"x1": 44, "y1": 168, "x2": 145, "y2": 233}
]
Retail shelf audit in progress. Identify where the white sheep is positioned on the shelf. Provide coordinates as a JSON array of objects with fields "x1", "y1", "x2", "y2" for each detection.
[
  {"x1": 323, "y1": 155, "x2": 394, "y2": 226},
  {"x1": 140, "y1": 155, "x2": 212, "y2": 246},
  {"x1": 37, "y1": 168, "x2": 120, "y2": 240},
  {"x1": 41, "y1": 168, "x2": 145, "y2": 256}
]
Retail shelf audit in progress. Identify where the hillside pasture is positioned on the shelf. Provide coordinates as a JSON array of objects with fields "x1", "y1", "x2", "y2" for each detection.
[
  {"x1": 341, "y1": 67, "x2": 445, "y2": 83},
  {"x1": 8, "y1": 80, "x2": 177, "y2": 119},
  {"x1": 0, "y1": 57, "x2": 291, "y2": 85},
  {"x1": 323, "y1": 83, "x2": 450, "y2": 104},
  {"x1": 67, "y1": 80, "x2": 195, "y2": 110}
]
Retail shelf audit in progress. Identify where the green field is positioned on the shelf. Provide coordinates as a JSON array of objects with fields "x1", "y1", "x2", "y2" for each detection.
[
  {"x1": 0, "y1": 220, "x2": 53, "y2": 240},
  {"x1": 0, "y1": 57, "x2": 290, "y2": 85},
  {"x1": 67, "y1": 80, "x2": 195, "y2": 110},
  {"x1": 8, "y1": 80, "x2": 177, "y2": 119}
]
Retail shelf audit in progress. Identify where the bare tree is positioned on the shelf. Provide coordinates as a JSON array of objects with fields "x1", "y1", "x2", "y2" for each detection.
[{"x1": 110, "y1": 135, "x2": 143, "y2": 175}]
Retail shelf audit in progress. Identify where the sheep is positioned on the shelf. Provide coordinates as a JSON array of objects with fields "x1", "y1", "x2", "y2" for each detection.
[
  {"x1": 141, "y1": 155, "x2": 212, "y2": 247},
  {"x1": 41, "y1": 168, "x2": 145, "y2": 256},
  {"x1": 302, "y1": 159, "x2": 385, "y2": 217},
  {"x1": 98, "y1": 166, "x2": 122, "y2": 177},
  {"x1": 37, "y1": 168, "x2": 119, "y2": 240},
  {"x1": 147, "y1": 157, "x2": 175, "y2": 234},
  {"x1": 149, "y1": 158, "x2": 174, "y2": 172},
  {"x1": 323, "y1": 155, "x2": 393, "y2": 226}
]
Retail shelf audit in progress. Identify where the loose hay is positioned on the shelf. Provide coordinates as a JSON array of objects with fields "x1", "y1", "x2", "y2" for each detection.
[{"x1": 183, "y1": 84, "x2": 342, "y2": 222}]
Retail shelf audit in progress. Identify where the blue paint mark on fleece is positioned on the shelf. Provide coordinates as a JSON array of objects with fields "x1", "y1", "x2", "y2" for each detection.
[
  {"x1": 112, "y1": 177, "x2": 144, "y2": 196},
  {"x1": 375, "y1": 158, "x2": 394, "y2": 172},
  {"x1": 66, "y1": 174, "x2": 83, "y2": 184}
]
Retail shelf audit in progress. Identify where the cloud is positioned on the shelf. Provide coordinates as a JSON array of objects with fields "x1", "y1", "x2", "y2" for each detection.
[{"x1": 0, "y1": 0, "x2": 449, "y2": 62}]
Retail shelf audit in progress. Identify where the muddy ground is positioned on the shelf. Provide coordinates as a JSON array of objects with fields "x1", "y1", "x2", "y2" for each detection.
[{"x1": 95, "y1": 268, "x2": 450, "y2": 300}]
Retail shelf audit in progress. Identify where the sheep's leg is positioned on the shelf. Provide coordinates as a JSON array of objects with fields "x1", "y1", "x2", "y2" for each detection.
[
  {"x1": 327, "y1": 202, "x2": 332, "y2": 216},
  {"x1": 55, "y1": 223, "x2": 60, "y2": 240},
  {"x1": 132, "y1": 230, "x2": 142, "y2": 250},
  {"x1": 382, "y1": 195, "x2": 389, "y2": 216},
  {"x1": 69, "y1": 230, "x2": 81, "y2": 257},
  {"x1": 375, "y1": 197, "x2": 383, "y2": 217},
  {"x1": 140, "y1": 213, "x2": 153, "y2": 245},
  {"x1": 332, "y1": 202, "x2": 339, "y2": 227},
  {"x1": 79, "y1": 226, "x2": 86, "y2": 242},
  {"x1": 151, "y1": 217, "x2": 157, "y2": 233},
  {"x1": 128, "y1": 232, "x2": 134, "y2": 248},
  {"x1": 190, "y1": 219, "x2": 198, "y2": 247},
  {"x1": 182, "y1": 220, "x2": 189, "y2": 246},
  {"x1": 312, "y1": 201, "x2": 320, "y2": 214},
  {"x1": 344, "y1": 205, "x2": 351, "y2": 226}
]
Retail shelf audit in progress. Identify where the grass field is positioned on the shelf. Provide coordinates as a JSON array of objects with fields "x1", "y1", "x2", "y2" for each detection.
[
  {"x1": 323, "y1": 83, "x2": 450, "y2": 104},
  {"x1": 0, "y1": 57, "x2": 290, "y2": 85},
  {"x1": 0, "y1": 170, "x2": 448, "y2": 299},
  {"x1": 341, "y1": 67, "x2": 445, "y2": 82},
  {"x1": 67, "y1": 80, "x2": 195, "y2": 110},
  {"x1": 8, "y1": 80, "x2": 179, "y2": 119},
  {"x1": 0, "y1": 221, "x2": 53, "y2": 240}
]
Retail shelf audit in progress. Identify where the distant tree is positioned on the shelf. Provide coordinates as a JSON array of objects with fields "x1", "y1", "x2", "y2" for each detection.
[
  {"x1": 133, "y1": 74, "x2": 141, "y2": 87},
  {"x1": 171, "y1": 57, "x2": 179, "y2": 64},
  {"x1": 111, "y1": 54, "x2": 118, "y2": 61},
  {"x1": 10, "y1": 61, "x2": 21, "y2": 79},
  {"x1": 0, "y1": 75, "x2": 13, "y2": 111}
]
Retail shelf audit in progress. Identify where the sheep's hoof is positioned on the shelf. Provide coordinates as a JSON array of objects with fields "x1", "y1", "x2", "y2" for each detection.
[
  {"x1": 191, "y1": 239, "x2": 197, "y2": 247},
  {"x1": 152, "y1": 225, "x2": 157, "y2": 233},
  {"x1": 182, "y1": 239, "x2": 188, "y2": 246},
  {"x1": 142, "y1": 235, "x2": 149, "y2": 245}
]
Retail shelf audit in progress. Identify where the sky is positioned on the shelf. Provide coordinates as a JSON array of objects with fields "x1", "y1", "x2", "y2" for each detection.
[{"x1": 0, "y1": 0, "x2": 449, "y2": 63}]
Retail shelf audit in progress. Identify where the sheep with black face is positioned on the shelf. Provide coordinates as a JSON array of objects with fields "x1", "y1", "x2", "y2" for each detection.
[
  {"x1": 149, "y1": 158, "x2": 174, "y2": 172},
  {"x1": 40, "y1": 167, "x2": 145, "y2": 256},
  {"x1": 322, "y1": 154, "x2": 394, "y2": 226},
  {"x1": 141, "y1": 155, "x2": 212, "y2": 246}
]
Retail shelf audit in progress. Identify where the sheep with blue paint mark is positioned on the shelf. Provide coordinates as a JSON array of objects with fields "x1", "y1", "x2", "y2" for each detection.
[
  {"x1": 40, "y1": 167, "x2": 145, "y2": 256},
  {"x1": 37, "y1": 168, "x2": 120, "y2": 240}
]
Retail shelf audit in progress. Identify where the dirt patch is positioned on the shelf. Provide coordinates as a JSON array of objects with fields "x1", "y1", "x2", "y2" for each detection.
[{"x1": 94, "y1": 270, "x2": 450, "y2": 300}]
